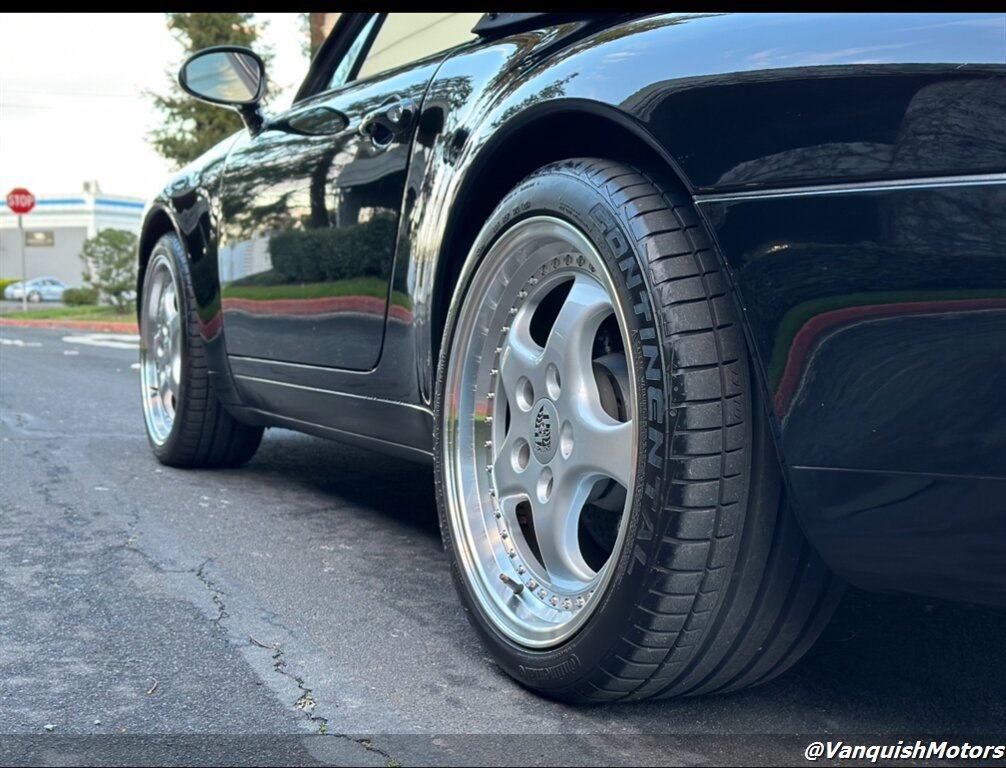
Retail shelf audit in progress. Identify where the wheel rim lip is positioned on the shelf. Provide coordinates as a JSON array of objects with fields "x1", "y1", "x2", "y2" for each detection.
[
  {"x1": 140, "y1": 254, "x2": 180, "y2": 446},
  {"x1": 443, "y1": 216, "x2": 638, "y2": 649}
]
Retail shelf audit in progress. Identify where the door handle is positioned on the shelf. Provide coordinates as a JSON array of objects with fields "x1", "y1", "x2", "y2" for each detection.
[{"x1": 359, "y1": 97, "x2": 416, "y2": 148}]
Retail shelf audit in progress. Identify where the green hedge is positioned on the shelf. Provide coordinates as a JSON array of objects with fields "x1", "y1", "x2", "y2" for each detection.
[
  {"x1": 0, "y1": 278, "x2": 20, "y2": 295},
  {"x1": 264, "y1": 215, "x2": 396, "y2": 285},
  {"x1": 62, "y1": 286, "x2": 99, "y2": 306}
]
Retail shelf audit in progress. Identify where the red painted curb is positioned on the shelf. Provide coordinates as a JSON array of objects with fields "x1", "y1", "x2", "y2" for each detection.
[{"x1": 0, "y1": 318, "x2": 139, "y2": 333}]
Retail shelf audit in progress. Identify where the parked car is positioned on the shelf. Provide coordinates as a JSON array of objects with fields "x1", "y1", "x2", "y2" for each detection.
[
  {"x1": 137, "y1": 13, "x2": 1006, "y2": 702},
  {"x1": 4, "y1": 276, "x2": 70, "y2": 302}
]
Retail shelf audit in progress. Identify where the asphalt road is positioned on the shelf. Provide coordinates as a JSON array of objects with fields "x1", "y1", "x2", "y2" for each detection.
[{"x1": 1, "y1": 325, "x2": 1003, "y2": 766}]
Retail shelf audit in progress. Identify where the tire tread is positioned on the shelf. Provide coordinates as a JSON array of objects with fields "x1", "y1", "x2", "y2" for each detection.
[{"x1": 536, "y1": 159, "x2": 842, "y2": 701}]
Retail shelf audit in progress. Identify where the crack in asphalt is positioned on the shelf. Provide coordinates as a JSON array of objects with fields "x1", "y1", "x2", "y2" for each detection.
[
  {"x1": 195, "y1": 559, "x2": 229, "y2": 629},
  {"x1": 270, "y1": 642, "x2": 398, "y2": 765},
  {"x1": 193, "y1": 560, "x2": 398, "y2": 765}
]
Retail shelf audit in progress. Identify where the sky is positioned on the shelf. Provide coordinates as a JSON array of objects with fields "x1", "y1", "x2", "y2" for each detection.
[{"x1": 0, "y1": 13, "x2": 309, "y2": 200}]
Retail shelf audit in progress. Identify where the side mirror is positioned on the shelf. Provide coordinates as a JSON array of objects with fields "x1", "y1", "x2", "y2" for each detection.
[{"x1": 179, "y1": 46, "x2": 267, "y2": 132}]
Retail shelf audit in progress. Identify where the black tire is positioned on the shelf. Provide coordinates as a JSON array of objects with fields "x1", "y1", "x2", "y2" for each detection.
[
  {"x1": 434, "y1": 158, "x2": 843, "y2": 702},
  {"x1": 139, "y1": 232, "x2": 263, "y2": 468},
  {"x1": 28, "y1": 290, "x2": 41, "y2": 303}
]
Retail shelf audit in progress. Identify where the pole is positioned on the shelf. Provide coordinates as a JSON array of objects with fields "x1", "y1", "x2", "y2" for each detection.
[{"x1": 19, "y1": 214, "x2": 26, "y2": 312}]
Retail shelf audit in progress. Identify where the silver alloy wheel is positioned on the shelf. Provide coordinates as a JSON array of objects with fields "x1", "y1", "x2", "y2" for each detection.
[
  {"x1": 140, "y1": 254, "x2": 182, "y2": 446},
  {"x1": 443, "y1": 216, "x2": 638, "y2": 648}
]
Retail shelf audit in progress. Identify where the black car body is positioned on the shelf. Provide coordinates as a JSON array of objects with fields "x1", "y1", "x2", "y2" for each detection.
[{"x1": 138, "y1": 12, "x2": 1006, "y2": 700}]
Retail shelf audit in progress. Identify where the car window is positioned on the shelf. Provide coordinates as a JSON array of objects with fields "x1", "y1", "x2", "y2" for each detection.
[
  {"x1": 356, "y1": 13, "x2": 481, "y2": 83},
  {"x1": 357, "y1": 13, "x2": 481, "y2": 81},
  {"x1": 326, "y1": 14, "x2": 380, "y2": 91}
]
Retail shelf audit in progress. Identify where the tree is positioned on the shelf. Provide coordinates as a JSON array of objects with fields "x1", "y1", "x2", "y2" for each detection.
[
  {"x1": 81, "y1": 229, "x2": 139, "y2": 312},
  {"x1": 148, "y1": 13, "x2": 270, "y2": 167}
]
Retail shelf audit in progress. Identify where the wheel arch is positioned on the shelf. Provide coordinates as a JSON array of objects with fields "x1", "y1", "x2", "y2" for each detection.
[
  {"x1": 431, "y1": 100, "x2": 692, "y2": 365},
  {"x1": 136, "y1": 205, "x2": 182, "y2": 324},
  {"x1": 425, "y1": 99, "x2": 794, "y2": 528}
]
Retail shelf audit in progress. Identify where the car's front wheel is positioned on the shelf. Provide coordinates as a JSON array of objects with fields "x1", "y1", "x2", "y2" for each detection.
[
  {"x1": 139, "y1": 233, "x2": 263, "y2": 468},
  {"x1": 27, "y1": 290, "x2": 41, "y2": 303},
  {"x1": 434, "y1": 159, "x2": 843, "y2": 702}
]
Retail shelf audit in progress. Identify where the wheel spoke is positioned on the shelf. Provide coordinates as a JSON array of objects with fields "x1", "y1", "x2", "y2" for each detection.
[
  {"x1": 545, "y1": 275, "x2": 613, "y2": 409},
  {"x1": 492, "y1": 428, "x2": 531, "y2": 500},
  {"x1": 169, "y1": 354, "x2": 182, "y2": 396},
  {"x1": 156, "y1": 284, "x2": 167, "y2": 325},
  {"x1": 499, "y1": 319, "x2": 541, "y2": 402},
  {"x1": 156, "y1": 366, "x2": 169, "y2": 400},
  {"x1": 572, "y1": 411, "x2": 635, "y2": 491},
  {"x1": 167, "y1": 307, "x2": 181, "y2": 345},
  {"x1": 533, "y1": 474, "x2": 594, "y2": 584}
]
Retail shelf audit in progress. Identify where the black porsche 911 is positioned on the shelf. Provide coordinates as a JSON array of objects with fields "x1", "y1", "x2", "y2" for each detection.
[{"x1": 137, "y1": 12, "x2": 1006, "y2": 702}]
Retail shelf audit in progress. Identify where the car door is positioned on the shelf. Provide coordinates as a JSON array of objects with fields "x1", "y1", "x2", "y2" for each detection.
[{"x1": 217, "y1": 13, "x2": 481, "y2": 371}]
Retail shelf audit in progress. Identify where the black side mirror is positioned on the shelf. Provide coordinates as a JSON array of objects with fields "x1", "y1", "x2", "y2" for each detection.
[{"x1": 179, "y1": 46, "x2": 267, "y2": 133}]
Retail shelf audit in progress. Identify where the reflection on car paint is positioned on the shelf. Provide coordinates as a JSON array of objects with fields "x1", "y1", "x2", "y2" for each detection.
[{"x1": 141, "y1": 12, "x2": 1006, "y2": 603}]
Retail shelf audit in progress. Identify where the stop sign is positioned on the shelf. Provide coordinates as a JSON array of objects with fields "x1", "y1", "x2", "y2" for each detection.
[{"x1": 6, "y1": 188, "x2": 35, "y2": 215}]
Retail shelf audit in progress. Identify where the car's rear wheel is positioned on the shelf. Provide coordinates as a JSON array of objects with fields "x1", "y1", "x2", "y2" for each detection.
[
  {"x1": 139, "y1": 232, "x2": 263, "y2": 468},
  {"x1": 434, "y1": 158, "x2": 843, "y2": 701},
  {"x1": 28, "y1": 290, "x2": 41, "y2": 303}
]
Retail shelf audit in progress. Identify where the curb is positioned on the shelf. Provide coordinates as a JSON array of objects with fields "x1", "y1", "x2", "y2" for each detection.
[{"x1": 0, "y1": 318, "x2": 139, "y2": 333}]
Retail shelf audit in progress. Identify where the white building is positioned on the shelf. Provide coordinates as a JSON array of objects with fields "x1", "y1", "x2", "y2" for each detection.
[{"x1": 0, "y1": 186, "x2": 145, "y2": 286}]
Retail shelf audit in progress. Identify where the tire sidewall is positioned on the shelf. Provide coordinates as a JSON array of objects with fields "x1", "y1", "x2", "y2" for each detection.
[{"x1": 434, "y1": 165, "x2": 670, "y2": 698}]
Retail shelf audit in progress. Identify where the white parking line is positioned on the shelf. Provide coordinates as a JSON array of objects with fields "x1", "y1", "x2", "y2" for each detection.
[
  {"x1": 62, "y1": 333, "x2": 139, "y2": 350},
  {"x1": 0, "y1": 338, "x2": 42, "y2": 347}
]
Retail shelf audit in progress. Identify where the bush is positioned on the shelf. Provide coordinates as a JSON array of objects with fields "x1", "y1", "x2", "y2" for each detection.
[
  {"x1": 62, "y1": 287, "x2": 99, "y2": 306},
  {"x1": 81, "y1": 228, "x2": 138, "y2": 311},
  {"x1": 267, "y1": 215, "x2": 396, "y2": 285},
  {"x1": 0, "y1": 278, "x2": 19, "y2": 295}
]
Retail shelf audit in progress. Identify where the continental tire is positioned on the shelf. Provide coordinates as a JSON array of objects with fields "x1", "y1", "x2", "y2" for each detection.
[
  {"x1": 139, "y1": 232, "x2": 263, "y2": 469},
  {"x1": 434, "y1": 158, "x2": 843, "y2": 702}
]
